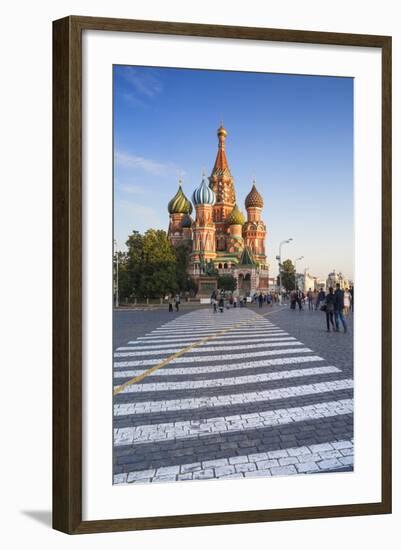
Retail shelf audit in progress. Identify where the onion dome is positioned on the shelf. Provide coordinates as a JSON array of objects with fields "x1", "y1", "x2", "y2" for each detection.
[
  {"x1": 181, "y1": 214, "x2": 193, "y2": 228},
  {"x1": 227, "y1": 204, "x2": 245, "y2": 226},
  {"x1": 217, "y1": 124, "x2": 228, "y2": 138},
  {"x1": 192, "y1": 175, "x2": 216, "y2": 206},
  {"x1": 168, "y1": 185, "x2": 193, "y2": 214},
  {"x1": 245, "y1": 181, "x2": 264, "y2": 209}
]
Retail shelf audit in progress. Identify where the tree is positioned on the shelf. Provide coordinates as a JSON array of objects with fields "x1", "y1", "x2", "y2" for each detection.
[
  {"x1": 218, "y1": 274, "x2": 237, "y2": 292},
  {"x1": 125, "y1": 229, "x2": 178, "y2": 299},
  {"x1": 277, "y1": 258, "x2": 296, "y2": 291}
]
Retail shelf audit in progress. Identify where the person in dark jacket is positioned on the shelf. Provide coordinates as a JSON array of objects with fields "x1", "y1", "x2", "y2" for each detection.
[
  {"x1": 324, "y1": 287, "x2": 336, "y2": 332},
  {"x1": 334, "y1": 283, "x2": 348, "y2": 332},
  {"x1": 316, "y1": 287, "x2": 326, "y2": 310}
]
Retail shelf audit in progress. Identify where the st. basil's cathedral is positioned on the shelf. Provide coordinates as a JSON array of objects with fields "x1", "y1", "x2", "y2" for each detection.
[{"x1": 167, "y1": 125, "x2": 269, "y2": 295}]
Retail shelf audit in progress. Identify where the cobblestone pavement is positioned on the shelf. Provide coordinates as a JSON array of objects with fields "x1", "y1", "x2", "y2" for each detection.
[{"x1": 113, "y1": 305, "x2": 353, "y2": 484}]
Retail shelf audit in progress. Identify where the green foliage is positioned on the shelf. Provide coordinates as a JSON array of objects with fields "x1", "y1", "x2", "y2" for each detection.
[
  {"x1": 218, "y1": 274, "x2": 237, "y2": 292},
  {"x1": 277, "y1": 258, "x2": 296, "y2": 291},
  {"x1": 115, "y1": 229, "x2": 198, "y2": 300},
  {"x1": 123, "y1": 229, "x2": 178, "y2": 299}
]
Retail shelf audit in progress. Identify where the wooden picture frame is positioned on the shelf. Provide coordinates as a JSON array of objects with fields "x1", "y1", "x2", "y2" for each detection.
[{"x1": 53, "y1": 15, "x2": 392, "y2": 534}]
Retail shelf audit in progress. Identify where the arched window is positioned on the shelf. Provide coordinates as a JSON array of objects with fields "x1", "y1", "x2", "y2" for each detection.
[
  {"x1": 224, "y1": 263, "x2": 228, "y2": 269},
  {"x1": 218, "y1": 263, "x2": 223, "y2": 269}
]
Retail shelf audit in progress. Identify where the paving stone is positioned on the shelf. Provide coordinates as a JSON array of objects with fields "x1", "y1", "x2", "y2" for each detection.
[
  {"x1": 180, "y1": 462, "x2": 201, "y2": 474},
  {"x1": 296, "y1": 461, "x2": 319, "y2": 473},
  {"x1": 193, "y1": 469, "x2": 215, "y2": 480},
  {"x1": 279, "y1": 457, "x2": 299, "y2": 466},
  {"x1": 318, "y1": 458, "x2": 343, "y2": 470},
  {"x1": 339, "y1": 456, "x2": 354, "y2": 466},
  {"x1": 229, "y1": 456, "x2": 249, "y2": 465},
  {"x1": 178, "y1": 473, "x2": 193, "y2": 481},
  {"x1": 215, "y1": 465, "x2": 236, "y2": 477},
  {"x1": 256, "y1": 459, "x2": 280, "y2": 470},
  {"x1": 202, "y1": 458, "x2": 229, "y2": 468},
  {"x1": 317, "y1": 449, "x2": 342, "y2": 459},
  {"x1": 235, "y1": 463, "x2": 257, "y2": 473},
  {"x1": 113, "y1": 473, "x2": 128, "y2": 484},
  {"x1": 309, "y1": 443, "x2": 334, "y2": 453},
  {"x1": 270, "y1": 465, "x2": 298, "y2": 476},
  {"x1": 152, "y1": 475, "x2": 177, "y2": 483},
  {"x1": 340, "y1": 447, "x2": 354, "y2": 457},
  {"x1": 127, "y1": 469, "x2": 156, "y2": 482},
  {"x1": 156, "y1": 465, "x2": 180, "y2": 476},
  {"x1": 245, "y1": 470, "x2": 272, "y2": 477},
  {"x1": 287, "y1": 446, "x2": 311, "y2": 457},
  {"x1": 267, "y1": 449, "x2": 289, "y2": 459}
]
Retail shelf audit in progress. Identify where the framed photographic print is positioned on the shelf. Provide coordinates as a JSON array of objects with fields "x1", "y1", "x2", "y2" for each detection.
[{"x1": 53, "y1": 16, "x2": 392, "y2": 534}]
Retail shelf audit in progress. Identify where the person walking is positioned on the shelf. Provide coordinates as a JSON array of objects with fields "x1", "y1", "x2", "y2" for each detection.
[
  {"x1": 211, "y1": 289, "x2": 218, "y2": 313},
  {"x1": 174, "y1": 293, "x2": 180, "y2": 312},
  {"x1": 307, "y1": 288, "x2": 313, "y2": 310},
  {"x1": 344, "y1": 287, "x2": 351, "y2": 315},
  {"x1": 296, "y1": 288, "x2": 303, "y2": 310},
  {"x1": 334, "y1": 283, "x2": 347, "y2": 332},
  {"x1": 258, "y1": 292, "x2": 264, "y2": 308},
  {"x1": 168, "y1": 293, "x2": 174, "y2": 313},
  {"x1": 290, "y1": 289, "x2": 296, "y2": 310},
  {"x1": 316, "y1": 287, "x2": 326, "y2": 311},
  {"x1": 312, "y1": 289, "x2": 318, "y2": 311},
  {"x1": 324, "y1": 287, "x2": 336, "y2": 331},
  {"x1": 218, "y1": 292, "x2": 224, "y2": 313}
]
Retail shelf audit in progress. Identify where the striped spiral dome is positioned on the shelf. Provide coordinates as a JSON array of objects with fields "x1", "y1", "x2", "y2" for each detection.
[
  {"x1": 227, "y1": 204, "x2": 245, "y2": 226},
  {"x1": 192, "y1": 176, "x2": 216, "y2": 206},
  {"x1": 168, "y1": 185, "x2": 193, "y2": 215}
]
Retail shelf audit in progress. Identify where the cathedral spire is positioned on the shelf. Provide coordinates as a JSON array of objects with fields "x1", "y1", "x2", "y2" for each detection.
[{"x1": 211, "y1": 124, "x2": 231, "y2": 179}]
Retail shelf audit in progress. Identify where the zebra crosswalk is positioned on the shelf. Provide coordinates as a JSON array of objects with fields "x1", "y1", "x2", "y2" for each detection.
[{"x1": 113, "y1": 308, "x2": 354, "y2": 484}]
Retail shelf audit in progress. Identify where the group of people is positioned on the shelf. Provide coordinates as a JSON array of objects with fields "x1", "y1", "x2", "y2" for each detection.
[
  {"x1": 321, "y1": 284, "x2": 351, "y2": 332},
  {"x1": 167, "y1": 293, "x2": 181, "y2": 312},
  {"x1": 290, "y1": 286, "x2": 353, "y2": 314},
  {"x1": 210, "y1": 290, "x2": 248, "y2": 312},
  {"x1": 252, "y1": 292, "x2": 279, "y2": 308}
]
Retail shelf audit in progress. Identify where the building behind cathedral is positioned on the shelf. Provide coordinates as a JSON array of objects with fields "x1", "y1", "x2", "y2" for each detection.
[{"x1": 167, "y1": 125, "x2": 269, "y2": 296}]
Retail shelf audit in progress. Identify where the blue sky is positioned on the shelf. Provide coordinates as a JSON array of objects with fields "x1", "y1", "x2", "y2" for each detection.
[{"x1": 114, "y1": 65, "x2": 354, "y2": 279}]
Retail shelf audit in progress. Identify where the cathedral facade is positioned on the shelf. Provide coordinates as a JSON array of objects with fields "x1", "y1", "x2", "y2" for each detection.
[{"x1": 167, "y1": 125, "x2": 269, "y2": 295}]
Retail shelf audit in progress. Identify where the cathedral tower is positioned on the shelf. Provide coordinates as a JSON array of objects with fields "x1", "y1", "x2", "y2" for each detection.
[
  {"x1": 191, "y1": 176, "x2": 216, "y2": 271},
  {"x1": 243, "y1": 180, "x2": 267, "y2": 268},
  {"x1": 209, "y1": 125, "x2": 236, "y2": 251},
  {"x1": 167, "y1": 182, "x2": 192, "y2": 247}
]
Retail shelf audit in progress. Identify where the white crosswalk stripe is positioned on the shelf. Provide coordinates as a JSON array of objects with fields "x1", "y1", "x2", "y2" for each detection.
[
  {"x1": 114, "y1": 398, "x2": 353, "y2": 445},
  {"x1": 114, "y1": 340, "x2": 303, "y2": 358},
  {"x1": 114, "y1": 355, "x2": 325, "y2": 378},
  {"x1": 114, "y1": 366, "x2": 340, "y2": 394},
  {"x1": 113, "y1": 439, "x2": 354, "y2": 483},
  {"x1": 133, "y1": 330, "x2": 288, "y2": 342},
  {"x1": 113, "y1": 347, "x2": 313, "y2": 368},
  {"x1": 118, "y1": 336, "x2": 295, "y2": 351},
  {"x1": 114, "y1": 378, "x2": 354, "y2": 416}
]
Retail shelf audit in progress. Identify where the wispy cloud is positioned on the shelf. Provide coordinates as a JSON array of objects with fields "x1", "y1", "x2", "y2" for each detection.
[
  {"x1": 115, "y1": 150, "x2": 185, "y2": 177},
  {"x1": 120, "y1": 67, "x2": 163, "y2": 99}
]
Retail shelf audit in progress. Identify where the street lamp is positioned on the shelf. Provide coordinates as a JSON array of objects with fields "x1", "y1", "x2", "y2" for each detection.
[
  {"x1": 276, "y1": 238, "x2": 293, "y2": 303},
  {"x1": 114, "y1": 239, "x2": 119, "y2": 308},
  {"x1": 294, "y1": 256, "x2": 304, "y2": 291}
]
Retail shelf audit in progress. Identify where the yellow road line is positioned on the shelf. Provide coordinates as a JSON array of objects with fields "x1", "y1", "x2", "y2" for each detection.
[{"x1": 113, "y1": 307, "x2": 284, "y2": 396}]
